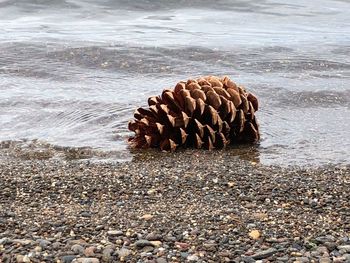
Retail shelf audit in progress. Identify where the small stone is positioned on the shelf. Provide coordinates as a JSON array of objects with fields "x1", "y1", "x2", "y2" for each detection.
[
  {"x1": 22, "y1": 255, "x2": 31, "y2": 263},
  {"x1": 76, "y1": 258, "x2": 99, "y2": 263},
  {"x1": 315, "y1": 235, "x2": 335, "y2": 244},
  {"x1": 102, "y1": 247, "x2": 114, "y2": 261},
  {"x1": 71, "y1": 244, "x2": 85, "y2": 254},
  {"x1": 36, "y1": 239, "x2": 51, "y2": 249},
  {"x1": 61, "y1": 255, "x2": 76, "y2": 263},
  {"x1": 227, "y1": 182, "x2": 235, "y2": 187},
  {"x1": 248, "y1": 230, "x2": 261, "y2": 240},
  {"x1": 0, "y1": 238, "x2": 11, "y2": 245},
  {"x1": 164, "y1": 235, "x2": 176, "y2": 242},
  {"x1": 295, "y1": 257, "x2": 310, "y2": 263},
  {"x1": 156, "y1": 258, "x2": 167, "y2": 263},
  {"x1": 276, "y1": 257, "x2": 289, "y2": 262},
  {"x1": 13, "y1": 239, "x2": 32, "y2": 246},
  {"x1": 187, "y1": 254, "x2": 199, "y2": 261},
  {"x1": 338, "y1": 245, "x2": 350, "y2": 253},
  {"x1": 80, "y1": 211, "x2": 92, "y2": 217},
  {"x1": 242, "y1": 257, "x2": 255, "y2": 263},
  {"x1": 150, "y1": 241, "x2": 162, "y2": 247},
  {"x1": 52, "y1": 242, "x2": 61, "y2": 250},
  {"x1": 107, "y1": 230, "x2": 123, "y2": 236},
  {"x1": 117, "y1": 247, "x2": 131, "y2": 258},
  {"x1": 145, "y1": 233, "x2": 163, "y2": 241},
  {"x1": 175, "y1": 242, "x2": 190, "y2": 251},
  {"x1": 16, "y1": 255, "x2": 24, "y2": 263},
  {"x1": 252, "y1": 248, "x2": 277, "y2": 260},
  {"x1": 34, "y1": 246, "x2": 42, "y2": 252},
  {"x1": 333, "y1": 256, "x2": 348, "y2": 263},
  {"x1": 135, "y1": 240, "x2": 152, "y2": 248},
  {"x1": 324, "y1": 241, "x2": 337, "y2": 251},
  {"x1": 319, "y1": 257, "x2": 331, "y2": 263},
  {"x1": 203, "y1": 242, "x2": 217, "y2": 252},
  {"x1": 317, "y1": 246, "x2": 329, "y2": 256},
  {"x1": 140, "y1": 214, "x2": 153, "y2": 220},
  {"x1": 84, "y1": 246, "x2": 96, "y2": 257},
  {"x1": 142, "y1": 246, "x2": 154, "y2": 253}
]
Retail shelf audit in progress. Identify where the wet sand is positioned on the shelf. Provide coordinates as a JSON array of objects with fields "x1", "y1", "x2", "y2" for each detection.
[{"x1": 0, "y1": 149, "x2": 349, "y2": 262}]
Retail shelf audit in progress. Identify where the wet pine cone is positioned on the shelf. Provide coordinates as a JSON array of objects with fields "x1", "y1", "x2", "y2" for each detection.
[{"x1": 128, "y1": 76, "x2": 260, "y2": 151}]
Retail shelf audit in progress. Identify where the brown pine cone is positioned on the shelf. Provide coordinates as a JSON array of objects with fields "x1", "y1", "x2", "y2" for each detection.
[{"x1": 128, "y1": 76, "x2": 260, "y2": 151}]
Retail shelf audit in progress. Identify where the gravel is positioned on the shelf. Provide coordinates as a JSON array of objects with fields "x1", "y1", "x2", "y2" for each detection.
[{"x1": 0, "y1": 148, "x2": 349, "y2": 262}]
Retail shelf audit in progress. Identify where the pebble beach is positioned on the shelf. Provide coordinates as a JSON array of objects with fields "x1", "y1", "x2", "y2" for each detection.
[{"x1": 1, "y1": 148, "x2": 349, "y2": 262}]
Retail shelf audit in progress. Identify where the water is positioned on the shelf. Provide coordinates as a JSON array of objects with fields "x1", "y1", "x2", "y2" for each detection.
[{"x1": 0, "y1": 0, "x2": 349, "y2": 166}]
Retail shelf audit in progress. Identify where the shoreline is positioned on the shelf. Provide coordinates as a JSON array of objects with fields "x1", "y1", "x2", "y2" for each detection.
[{"x1": 0, "y1": 150, "x2": 349, "y2": 262}]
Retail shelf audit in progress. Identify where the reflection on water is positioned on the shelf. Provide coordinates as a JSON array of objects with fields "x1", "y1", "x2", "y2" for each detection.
[{"x1": 0, "y1": 0, "x2": 349, "y2": 166}]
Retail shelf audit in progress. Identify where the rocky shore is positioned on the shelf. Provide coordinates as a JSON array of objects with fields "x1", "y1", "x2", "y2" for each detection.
[{"x1": 0, "y1": 148, "x2": 349, "y2": 262}]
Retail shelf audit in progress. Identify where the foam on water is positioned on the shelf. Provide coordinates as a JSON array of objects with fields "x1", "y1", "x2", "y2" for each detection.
[{"x1": 0, "y1": 0, "x2": 349, "y2": 165}]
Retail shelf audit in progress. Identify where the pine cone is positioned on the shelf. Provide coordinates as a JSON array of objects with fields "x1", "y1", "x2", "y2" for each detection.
[{"x1": 128, "y1": 76, "x2": 260, "y2": 151}]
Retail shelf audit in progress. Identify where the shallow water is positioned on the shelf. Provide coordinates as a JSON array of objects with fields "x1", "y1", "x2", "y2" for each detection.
[{"x1": 0, "y1": 0, "x2": 349, "y2": 166}]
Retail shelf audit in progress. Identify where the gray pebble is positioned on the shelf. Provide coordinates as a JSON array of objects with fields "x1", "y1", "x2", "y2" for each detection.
[
  {"x1": 52, "y1": 241, "x2": 62, "y2": 250},
  {"x1": 242, "y1": 256, "x2": 255, "y2": 263},
  {"x1": 252, "y1": 248, "x2": 277, "y2": 260},
  {"x1": 338, "y1": 245, "x2": 350, "y2": 253},
  {"x1": 80, "y1": 211, "x2": 92, "y2": 217},
  {"x1": 117, "y1": 247, "x2": 131, "y2": 258},
  {"x1": 61, "y1": 255, "x2": 76, "y2": 263},
  {"x1": 135, "y1": 239, "x2": 153, "y2": 248},
  {"x1": 156, "y1": 258, "x2": 167, "y2": 263},
  {"x1": 37, "y1": 239, "x2": 51, "y2": 248},
  {"x1": 315, "y1": 235, "x2": 335, "y2": 244},
  {"x1": 102, "y1": 247, "x2": 114, "y2": 261},
  {"x1": 0, "y1": 237, "x2": 11, "y2": 245},
  {"x1": 276, "y1": 256, "x2": 289, "y2": 262},
  {"x1": 71, "y1": 244, "x2": 84, "y2": 254}
]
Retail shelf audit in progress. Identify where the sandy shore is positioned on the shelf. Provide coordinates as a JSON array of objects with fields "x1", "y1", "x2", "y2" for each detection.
[{"x1": 0, "y1": 149, "x2": 349, "y2": 262}]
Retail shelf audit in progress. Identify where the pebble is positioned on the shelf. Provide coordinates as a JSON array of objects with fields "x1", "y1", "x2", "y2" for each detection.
[
  {"x1": 251, "y1": 248, "x2": 277, "y2": 260},
  {"x1": 52, "y1": 241, "x2": 62, "y2": 250},
  {"x1": 16, "y1": 255, "x2": 24, "y2": 263},
  {"x1": 76, "y1": 258, "x2": 99, "y2": 263},
  {"x1": 315, "y1": 235, "x2": 335, "y2": 244},
  {"x1": 37, "y1": 239, "x2": 51, "y2": 248},
  {"x1": 117, "y1": 247, "x2": 131, "y2": 258},
  {"x1": 34, "y1": 246, "x2": 42, "y2": 252},
  {"x1": 242, "y1": 256, "x2": 255, "y2": 263},
  {"x1": 187, "y1": 255, "x2": 199, "y2": 261},
  {"x1": 276, "y1": 256, "x2": 289, "y2": 262},
  {"x1": 84, "y1": 246, "x2": 96, "y2": 257},
  {"x1": 0, "y1": 238, "x2": 11, "y2": 245},
  {"x1": 175, "y1": 242, "x2": 190, "y2": 251},
  {"x1": 156, "y1": 257, "x2": 167, "y2": 263},
  {"x1": 150, "y1": 241, "x2": 162, "y2": 247},
  {"x1": 338, "y1": 245, "x2": 350, "y2": 253},
  {"x1": 80, "y1": 211, "x2": 92, "y2": 217},
  {"x1": 319, "y1": 257, "x2": 331, "y2": 263},
  {"x1": 135, "y1": 239, "x2": 153, "y2": 248},
  {"x1": 107, "y1": 230, "x2": 123, "y2": 236},
  {"x1": 145, "y1": 233, "x2": 163, "y2": 241},
  {"x1": 101, "y1": 247, "x2": 113, "y2": 261},
  {"x1": 71, "y1": 244, "x2": 85, "y2": 254},
  {"x1": 61, "y1": 255, "x2": 76, "y2": 263},
  {"x1": 13, "y1": 239, "x2": 32, "y2": 246}
]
